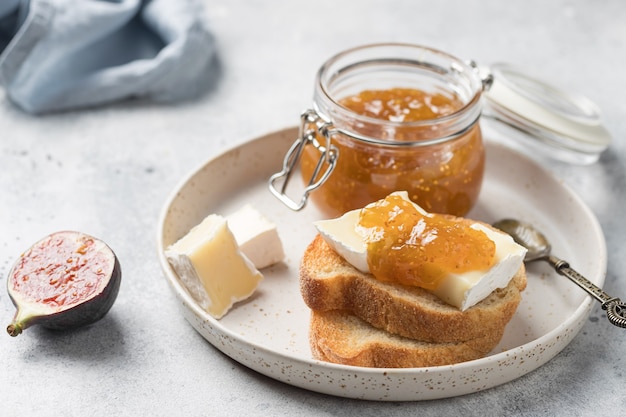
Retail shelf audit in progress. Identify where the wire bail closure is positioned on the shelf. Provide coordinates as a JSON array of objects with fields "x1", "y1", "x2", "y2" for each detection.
[{"x1": 268, "y1": 110, "x2": 339, "y2": 211}]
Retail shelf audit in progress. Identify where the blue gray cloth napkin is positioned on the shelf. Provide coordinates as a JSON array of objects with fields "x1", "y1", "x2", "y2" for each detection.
[{"x1": 0, "y1": 0, "x2": 215, "y2": 114}]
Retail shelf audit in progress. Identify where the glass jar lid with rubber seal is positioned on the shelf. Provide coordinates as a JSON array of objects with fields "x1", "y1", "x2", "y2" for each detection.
[
  {"x1": 481, "y1": 63, "x2": 610, "y2": 164},
  {"x1": 269, "y1": 43, "x2": 611, "y2": 218}
]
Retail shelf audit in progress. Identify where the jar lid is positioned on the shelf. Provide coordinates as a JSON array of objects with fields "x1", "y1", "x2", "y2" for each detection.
[{"x1": 482, "y1": 63, "x2": 611, "y2": 164}]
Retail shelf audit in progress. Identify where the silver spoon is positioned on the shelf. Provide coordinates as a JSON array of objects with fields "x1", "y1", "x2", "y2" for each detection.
[{"x1": 493, "y1": 218, "x2": 626, "y2": 328}]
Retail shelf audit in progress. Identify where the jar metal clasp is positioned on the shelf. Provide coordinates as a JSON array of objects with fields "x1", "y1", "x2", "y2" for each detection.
[{"x1": 268, "y1": 110, "x2": 339, "y2": 211}]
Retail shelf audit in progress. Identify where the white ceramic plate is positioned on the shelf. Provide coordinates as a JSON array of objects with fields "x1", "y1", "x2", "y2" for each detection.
[{"x1": 157, "y1": 127, "x2": 606, "y2": 401}]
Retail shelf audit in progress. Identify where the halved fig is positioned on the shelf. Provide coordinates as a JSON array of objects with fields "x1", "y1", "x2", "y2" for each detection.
[{"x1": 6, "y1": 231, "x2": 121, "y2": 337}]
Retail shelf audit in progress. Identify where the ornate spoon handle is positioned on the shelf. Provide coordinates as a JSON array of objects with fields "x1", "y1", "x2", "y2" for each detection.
[{"x1": 548, "y1": 255, "x2": 626, "y2": 328}]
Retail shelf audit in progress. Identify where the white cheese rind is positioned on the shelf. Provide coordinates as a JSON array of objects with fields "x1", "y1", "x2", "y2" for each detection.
[
  {"x1": 226, "y1": 204, "x2": 285, "y2": 269},
  {"x1": 314, "y1": 191, "x2": 526, "y2": 311},
  {"x1": 314, "y1": 209, "x2": 369, "y2": 273},
  {"x1": 165, "y1": 214, "x2": 263, "y2": 319},
  {"x1": 430, "y1": 223, "x2": 526, "y2": 310}
]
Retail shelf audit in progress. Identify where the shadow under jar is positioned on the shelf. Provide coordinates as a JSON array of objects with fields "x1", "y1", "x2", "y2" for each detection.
[{"x1": 271, "y1": 43, "x2": 489, "y2": 218}]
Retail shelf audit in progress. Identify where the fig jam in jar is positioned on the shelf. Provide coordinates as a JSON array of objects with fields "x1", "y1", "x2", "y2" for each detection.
[{"x1": 270, "y1": 43, "x2": 488, "y2": 218}]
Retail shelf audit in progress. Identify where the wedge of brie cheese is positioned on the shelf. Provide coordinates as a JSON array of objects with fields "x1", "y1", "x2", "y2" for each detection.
[
  {"x1": 314, "y1": 191, "x2": 526, "y2": 311},
  {"x1": 226, "y1": 204, "x2": 285, "y2": 269},
  {"x1": 165, "y1": 214, "x2": 263, "y2": 319}
]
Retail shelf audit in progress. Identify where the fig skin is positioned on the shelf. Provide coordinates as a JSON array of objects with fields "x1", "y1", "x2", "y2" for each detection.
[{"x1": 6, "y1": 231, "x2": 122, "y2": 337}]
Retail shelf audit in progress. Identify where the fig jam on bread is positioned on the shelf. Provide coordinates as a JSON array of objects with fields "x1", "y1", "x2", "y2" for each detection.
[{"x1": 300, "y1": 192, "x2": 527, "y2": 368}]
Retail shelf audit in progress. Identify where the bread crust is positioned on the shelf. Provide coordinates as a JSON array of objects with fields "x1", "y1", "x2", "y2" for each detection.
[
  {"x1": 310, "y1": 310, "x2": 504, "y2": 368},
  {"x1": 300, "y1": 234, "x2": 526, "y2": 344}
]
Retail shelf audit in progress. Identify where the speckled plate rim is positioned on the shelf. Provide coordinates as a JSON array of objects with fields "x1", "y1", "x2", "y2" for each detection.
[{"x1": 156, "y1": 126, "x2": 606, "y2": 402}]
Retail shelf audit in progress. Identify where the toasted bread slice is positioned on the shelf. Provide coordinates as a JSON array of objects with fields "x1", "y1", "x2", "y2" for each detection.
[
  {"x1": 300, "y1": 234, "x2": 526, "y2": 343},
  {"x1": 310, "y1": 309, "x2": 505, "y2": 368}
]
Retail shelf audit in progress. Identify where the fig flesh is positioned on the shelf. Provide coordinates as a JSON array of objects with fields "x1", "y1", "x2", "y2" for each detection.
[{"x1": 6, "y1": 231, "x2": 121, "y2": 337}]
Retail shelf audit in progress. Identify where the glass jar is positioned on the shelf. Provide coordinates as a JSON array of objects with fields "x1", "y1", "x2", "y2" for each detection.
[
  {"x1": 270, "y1": 43, "x2": 488, "y2": 218},
  {"x1": 269, "y1": 43, "x2": 611, "y2": 217}
]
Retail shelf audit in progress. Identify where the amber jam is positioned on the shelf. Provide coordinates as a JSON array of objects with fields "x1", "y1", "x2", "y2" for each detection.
[
  {"x1": 301, "y1": 87, "x2": 485, "y2": 218},
  {"x1": 340, "y1": 88, "x2": 463, "y2": 123},
  {"x1": 357, "y1": 194, "x2": 496, "y2": 290}
]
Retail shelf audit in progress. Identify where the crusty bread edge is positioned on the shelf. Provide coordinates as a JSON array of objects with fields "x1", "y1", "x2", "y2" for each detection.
[
  {"x1": 300, "y1": 233, "x2": 526, "y2": 343},
  {"x1": 309, "y1": 310, "x2": 506, "y2": 368}
]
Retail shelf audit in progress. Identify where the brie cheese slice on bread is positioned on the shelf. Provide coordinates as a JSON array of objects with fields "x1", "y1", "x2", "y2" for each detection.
[{"x1": 314, "y1": 191, "x2": 526, "y2": 311}]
